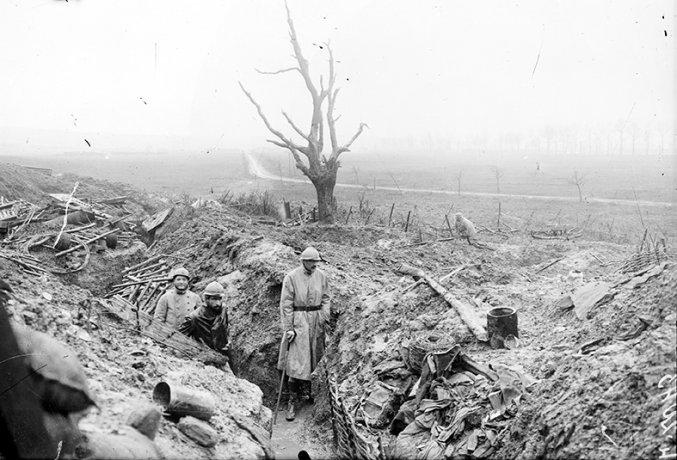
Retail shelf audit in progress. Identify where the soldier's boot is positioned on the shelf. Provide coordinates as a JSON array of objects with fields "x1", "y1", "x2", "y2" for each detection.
[{"x1": 285, "y1": 394, "x2": 296, "y2": 421}]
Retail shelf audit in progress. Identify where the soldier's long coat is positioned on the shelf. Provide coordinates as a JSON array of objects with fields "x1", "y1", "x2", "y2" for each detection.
[{"x1": 277, "y1": 266, "x2": 330, "y2": 381}]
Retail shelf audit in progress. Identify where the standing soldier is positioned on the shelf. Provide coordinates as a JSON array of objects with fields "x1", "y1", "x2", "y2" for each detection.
[
  {"x1": 277, "y1": 247, "x2": 330, "y2": 421},
  {"x1": 179, "y1": 281, "x2": 229, "y2": 353},
  {"x1": 153, "y1": 267, "x2": 201, "y2": 329}
]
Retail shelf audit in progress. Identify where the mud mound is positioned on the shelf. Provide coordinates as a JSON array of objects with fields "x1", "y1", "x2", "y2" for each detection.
[{"x1": 496, "y1": 265, "x2": 676, "y2": 459}]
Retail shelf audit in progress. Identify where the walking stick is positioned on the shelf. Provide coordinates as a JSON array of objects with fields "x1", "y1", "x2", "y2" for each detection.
[{"x1": 272, "y1": 339, "x2": 291, "y2": 432}]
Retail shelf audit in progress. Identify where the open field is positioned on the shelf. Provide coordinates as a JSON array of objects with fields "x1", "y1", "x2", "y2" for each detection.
[{"x1": 3, "y1": 150, "x2": 673, "y2": 247}]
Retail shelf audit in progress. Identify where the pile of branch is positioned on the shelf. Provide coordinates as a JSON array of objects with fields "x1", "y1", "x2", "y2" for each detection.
[
  {"x1": 0, "y1": 249, "x2": 49, "y2": 276},
  {"x1": 105, "y1": 254, "x2": 185, "y2": 314},
  {"x1": 283, "y1": 208, "x2": 316, "y2": 227},
  {"x1": 530, "y1": 227, "x2": 582, "y2": 240}
]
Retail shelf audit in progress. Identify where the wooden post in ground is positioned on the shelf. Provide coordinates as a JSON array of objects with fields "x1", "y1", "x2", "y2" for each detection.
[
  {"x1": 283, "y1": 200, "x2": 291, "y2": 219},
  {"x1": 388, "y1": 203, "x2": 395, "y2": 227},
  {"x1": 345, "y1": 206, "x2": 352, "y2": 225},
  {"x1": 364, "y1": 209, "x2": 375, "y2": 225},
  {"x1": 404, "y1": 210, "x2": 412, "y2": 233},
  {"x1": 497, "y1": 202, "x2": 502, "y2": 230},
  {"x1": 445, "y1": 214, "x2": 454, "y2": 237}
]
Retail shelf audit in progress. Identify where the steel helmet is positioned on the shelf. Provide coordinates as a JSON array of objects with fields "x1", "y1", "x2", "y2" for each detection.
[
  {"x1": 300, "y1": 247, "x2": 321, "y2": 262},
  {"x1": 204, "y1": 281, "x2": 225, "y2": 297},
  {"x1": 169, "y1": 267, "x2": 190, "y2": 280}
]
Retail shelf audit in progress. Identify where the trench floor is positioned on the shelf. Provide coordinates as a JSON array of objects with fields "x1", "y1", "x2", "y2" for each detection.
[{"x1": 270, "y1": 402, "x2": 332, "y2": 460}]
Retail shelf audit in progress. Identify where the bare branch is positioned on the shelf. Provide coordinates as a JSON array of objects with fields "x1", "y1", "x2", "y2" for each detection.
[
  {"x1": 285, "y1": 0, "x2": 318, "y2": 99},
  {"x1": 255, "y1": 67, "x2": 300, "y2": 76},
  {"x1": 282, "y1": 111, "x2": 311, "y2": 142},
  {"x1": 332, "y1": 122, "x2": 369, "y2": 160},
  {"x1": 266, "y1": 140, "x2": 310, "y2": 176},
  {"x1": 327, "y1": 87, "x2": 340, "y2": 153},
  {"x1": 239, "y1": 81, "x2": 305, "y2": 153}
]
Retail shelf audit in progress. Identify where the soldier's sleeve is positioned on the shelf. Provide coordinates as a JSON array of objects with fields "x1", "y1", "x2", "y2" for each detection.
[
  {"x1": 280, "y1": 274, "x2": 295, "y2": 332},
  {"x1": 153, "y1": 294, "x2": 168, "y2": 322},
  {"x1": 178, "y1": 312, "x2": 196, "y2": 336},
  {"x1": 319, "y1": 273, "x2": 331, "y2": 325}
]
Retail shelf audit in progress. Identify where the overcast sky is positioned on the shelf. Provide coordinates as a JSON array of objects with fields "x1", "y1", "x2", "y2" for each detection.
[{"x1": 0, "y1": 0, "x2": 674, "y2": 154}]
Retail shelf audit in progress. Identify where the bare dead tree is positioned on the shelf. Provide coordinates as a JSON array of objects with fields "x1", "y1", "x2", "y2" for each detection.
[
  {"x1": 239, "y1": 2, "x2": 367, "y2": 223},
  {"x1": 492, "y1": 166, "x2": 504, "y2": 194},
  {"x1": 569, "y1": 170, "x2": 586, "y2": 202}
]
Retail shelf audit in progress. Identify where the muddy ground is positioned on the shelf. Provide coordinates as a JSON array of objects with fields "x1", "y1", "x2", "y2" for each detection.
[{"x1": 1, "y1": 161, "x2": 675, "y2": 459}]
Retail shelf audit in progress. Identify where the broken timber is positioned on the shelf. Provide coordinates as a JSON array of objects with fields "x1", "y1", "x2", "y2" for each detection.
[{"x1": 397, "y1": 263, "x2": 488, "y2": 341}]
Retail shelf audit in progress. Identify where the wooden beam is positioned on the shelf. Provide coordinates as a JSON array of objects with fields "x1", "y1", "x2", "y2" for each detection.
[{"x1": 397, "y1": 263, "x2": 488, "y2": 341}]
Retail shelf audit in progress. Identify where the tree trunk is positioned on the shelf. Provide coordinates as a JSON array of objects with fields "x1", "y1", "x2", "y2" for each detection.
[{"x1": 313, "y1": 177, "x2": 337, "y2": 223}]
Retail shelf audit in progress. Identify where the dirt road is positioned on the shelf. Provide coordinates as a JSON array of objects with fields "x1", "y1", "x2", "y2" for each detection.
[{"x1": 246, "y1": 153, "x2": 673, "y2": 208}]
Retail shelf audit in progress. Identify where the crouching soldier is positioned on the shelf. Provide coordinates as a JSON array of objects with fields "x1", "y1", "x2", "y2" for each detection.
[
  {"x1": 277, "y1": 247, "x2": 330, "y2": 421},
  {"x1": 153, "y1": 267, "x2": 201, "y2": 329},
  {"x1": 178, "y1": 281, "x2": 229, "y2": 353}
]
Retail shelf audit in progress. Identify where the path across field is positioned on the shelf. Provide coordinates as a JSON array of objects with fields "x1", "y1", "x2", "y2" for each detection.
[{"x1": 246, "y1": 154, "x2": 672, "y2": 208}]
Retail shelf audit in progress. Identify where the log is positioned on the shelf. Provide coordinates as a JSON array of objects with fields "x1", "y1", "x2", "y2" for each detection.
[
  {"x1": 122, "y1": 254, "x2": 164, "y2": 275},
  {"x1": 152, "y1": 382, "x2": 216, "y2": 421},
  {"x1": 111, "y1": 277, "x2": 172, "y2": 290},
  {"x1": 397, "y1": 263, "x2": 488, "y2": 341}
]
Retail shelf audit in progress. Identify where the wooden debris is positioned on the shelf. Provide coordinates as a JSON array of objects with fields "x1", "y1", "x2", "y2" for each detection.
[
  {"x1": 536, "y1": 257, "x2": 564, "y2": 273},
  {"x1": 397, "y1": 263, "x2": 488, "y2": 341},
  {"x1": 54, "y1": 228, "x2": 120, "y2": 257},
  {"x1": 142, "y1": 208, "x2": 174, "y2": 233},
  {"x1": 530, "y1": 227, "x2": 582, "y2": 240}
]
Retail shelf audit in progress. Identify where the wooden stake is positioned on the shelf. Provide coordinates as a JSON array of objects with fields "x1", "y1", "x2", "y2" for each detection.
[
  {"x1": 345, "y1": 206, "x2": 352, "y2": 224},
  {"x1": 445, "y1": 214, "x2": 454, "y2": 237},
  {"x1": 404, "y1": 210, "x2": 411, "y2": 233},
  {"x1": 497, "y1": 202, "x2": 502, "y2": 230},
  {"x1": 388, "y1": 203, "x2": 395, "y2": 227},
  {"x1": 364, "y1": 209, "x2": 375, "y2": 225}
]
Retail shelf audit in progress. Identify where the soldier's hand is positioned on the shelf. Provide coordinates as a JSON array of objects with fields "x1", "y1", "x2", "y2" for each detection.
[{"x1": 286, "y1": 330, "x2": 296, "y2": 343}]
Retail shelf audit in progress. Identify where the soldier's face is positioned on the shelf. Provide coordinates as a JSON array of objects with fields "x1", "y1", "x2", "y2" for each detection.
[
  {"x1": 173, "y1": 276, "x2": 189, "y2": 291},
  {"x1": 205, "y1": 295, "x2": 223, "y2": 311},
  {"x1": 302, "y1": 260, "x2": 317, "y2": 273}
]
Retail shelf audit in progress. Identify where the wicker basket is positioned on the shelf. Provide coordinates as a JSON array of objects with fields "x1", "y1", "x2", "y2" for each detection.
[{"x1": 401, "y1": 333, "x2": 454, "y2": 374}]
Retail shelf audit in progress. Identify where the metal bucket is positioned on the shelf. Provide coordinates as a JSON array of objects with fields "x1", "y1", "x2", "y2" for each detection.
[{"x1": 487, "y1": 307, "x2": 518, "y2": 349}]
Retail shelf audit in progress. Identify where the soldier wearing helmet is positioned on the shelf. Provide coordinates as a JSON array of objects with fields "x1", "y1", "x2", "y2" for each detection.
[
  {"x1": 277, "y1": 246, "x2": 331, "y2": 421},
  {"x1": 178, "y1": 281, "x2": 229, "y2": 352},
  {"x1": 153, "y1": 266, "x2": 201, "y2": 329}
]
